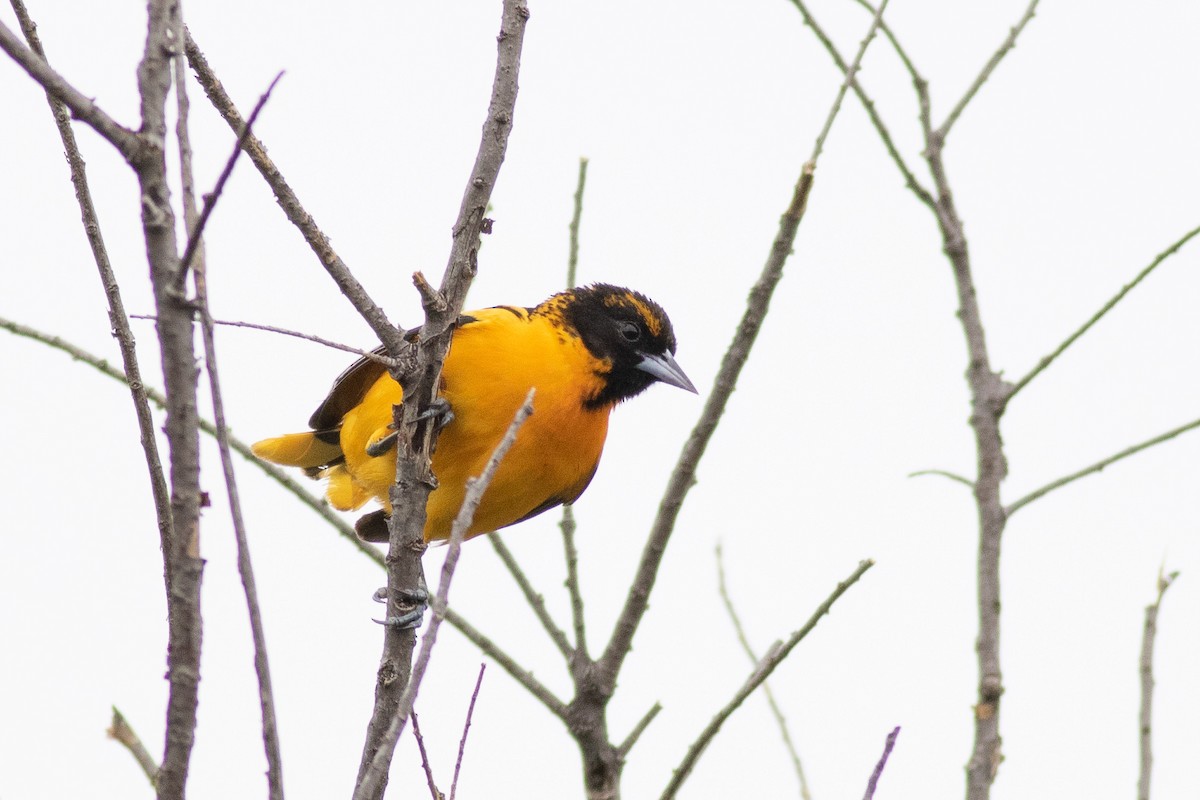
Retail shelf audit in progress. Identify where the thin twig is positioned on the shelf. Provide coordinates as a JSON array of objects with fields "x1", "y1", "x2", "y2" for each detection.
[
  {"x1": 1007, "y1": 222, "x2": 1200, "y2": 400},
  {"x1": 617, "y1": 702, "x2": 663, "y2": 758},
  {"x1": 135, "y1": 3, "x2": 208, "y2": 796},
  {"x1": 660, "y1": 559, "x2": 875, "y2": 800},
  {"x1": 850, "y1": 0, "x2": 923, "y2": 91},
  {"x1": 716, "y1": 544, "x2": 812, "y2": 800},
  {"x1": 182, "y1": 29, "x2": 407, "y2": 355},
  {"x1": 1138, "y1": 568, "x2": 1179, "y2": 800},
  {"x1": 1005, "y1": 415, "x2": 1200, "y2": 516},
  {"x1": 130, "y1": 314, "x2": 398, "y2": 366},
  {"x1": 175, "y1": 71, "x2": 284, "y2": 286},
  {"x1": 410, "y1": 712, "x2": 444, "y2": 800},
  {"x1": 862, "y1": 726, "x2": 901, "y2": 800},
  {"x1": 935, "y1": 0, "x2": 1041, "y2": 141},
  {"x1": 559, "y1": 505, "x2": 588, "y2": 655},
  {"x1": 808, "y1": 0, "x2": 891, "y2": 164},
  {"x1": 488, "y1": 533, "x2": 573, "y2": 659},
  {"x1": 907, "y1": 469, "x2": 975, "y2": 489},
  {"x1": 562, "y1": 157, "x2": 590, "y2": 655},
  {"x1": 107, "y1": 707, "x2": 161, "y2": 787},
  {"x1": 566, "y1": 157, "x2": 588, "y2": 289},
  {"x1": 787, "y1": 0, "x2": 935, "y2": 209},
  {"x1": 603, "y1": 0, "x2": 883, "y2": 688},
  {"x1": 450, "y1": 664, "x2": 487, "y2": 800},
  {"x1": 354, "y1": 391, "x2": 536, "y2": 800},
  {"x1": 354, "y1": 5, "x2": 530, "y2": 797},
  {"x1": 175, "y1": 51, "x2": 285, "y2": 800}
]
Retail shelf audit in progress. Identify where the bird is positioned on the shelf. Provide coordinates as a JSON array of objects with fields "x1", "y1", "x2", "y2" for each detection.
[{"x1": 251, "y1": 283, "x2": 697, "y2": 543}]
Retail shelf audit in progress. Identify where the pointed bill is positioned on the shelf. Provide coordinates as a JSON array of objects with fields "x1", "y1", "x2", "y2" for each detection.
[{"x1": 636, "y1": 351, "x2": 698, "y2": 394}]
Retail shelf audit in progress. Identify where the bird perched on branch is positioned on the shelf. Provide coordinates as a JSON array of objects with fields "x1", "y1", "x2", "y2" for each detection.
[{"x1": 252, "y1": 284, "x2": 696, "y2": 542}]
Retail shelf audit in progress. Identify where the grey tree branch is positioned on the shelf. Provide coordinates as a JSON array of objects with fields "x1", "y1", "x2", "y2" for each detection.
[
  {"x1": 716, "y1": 544, "x2": 812, "y2": 799},
  {"x1": 862, "y1": 726, "x2": 901, "y2": 800},
  {"x1": 355, "y1": 5, "x2": 530, "y2": 797},
  {"x1": 181, "y1": 30, "x2": 407, "y2": 355},
  {"x1": 562, "y1": 156, "x2": 590, "y2": 656},
  {"x1": 108, "y1": 707, "x2": 161, "y2": 787},
  {"x1": 660, "y1": 559, "x2": 875, "y2": 800},
  {"x1": 787, "y1": 0, "x2": 934, "y2": 209},
  {"x1": 175, "y1": 53, "x2": 285, "y2": 800},
  {"x1": 1138, "y1": 568, "x2": 1178, "y2": 800},
  {"x1": 935, "y1": 0, "x2": 1040, "y2": 141},
  {"x1": 908, "y1": 469, "x2": 975, "y2": 489},
  {"x1": 1005, "y1": 416, "x2": 1200, "y2": 517},
  {"x1": 1007, "y1": 222, "x2": 1200, "y2": 400},
  {"x1": 450, "y1": 663, "x2": 487, "y2": 800},
  {"x1": 602, "y1": 0, "x2": 887, "y2": 691},
  {"x1": 354, "y1": 391, "x2": 535, "y2": 800},
  {"x1": 617, "y1": 703, "x2": 663, "y2": 759}
]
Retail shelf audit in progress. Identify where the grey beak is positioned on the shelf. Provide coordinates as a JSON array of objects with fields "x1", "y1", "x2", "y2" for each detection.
[{"x1": 636, "y1": 351, "x2": 698, "y2": 394}]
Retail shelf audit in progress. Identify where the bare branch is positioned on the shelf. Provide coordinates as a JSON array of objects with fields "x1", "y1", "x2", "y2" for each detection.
[
  {"x1": 175, "y1": 50, "x2": 285, "y2": 800},
  {"x1": 566, "y1": 157, "x2": 589, "y2": 289},
  {"x1": 354, "y1": 390, "x2": 535, "y2": 800},
  {"x1": 935, "y1": 0, "x2": 1041, "y2": 141},
  {"x1": 786, "y1": 0, "x2": 935, "y2": 209},
  {"x1": 176, "y1": 71, "x2": 283, "y2": 285},
  {"x1": 1007, "y1": 222, "x2": 1200, "y2": 400},
  {"x1": 850, "y1": 0, "x2": 924, "y2": 91},
  {"x1": 182, "y1": 30, "x2": 407, "y2": 355},
  {"x1": 560, "y1": 505, "x2": 588, "y2": 655},
  {"x1": 409, "y1": 713, "x2": 444, "y2": 800},
  {"x1": 660, "y1": 559, "x2": 875, "y2": 800},
  {"x1": 1138, "y1": 568, "x2": 1179, "y2": 800},
  {"x1": 355, "y1": 5, "x2": 530, "y2": 796},
  {"x1": 450, "y1": 664, "x2": 487, "y2": 800},
  {"x1": 862, "y1": 726, "x2": 901, "y2": 800},
  {"x1": 908, "y1": 469, "x2": 975, "y2": 489},
  {"x1": 617, "y1": 702, "x2": 663, "y2": 758},
  {"x1": 107, "y1": 707, "x2": 160, "y2": 787},
  {"x1": 716, "y1": 544, "x2": 812, "y2": 799},
  {"x1": 808, "y1": 0, "x2": 891, "y2": 164},
  {"x1": 0, "y1": 18, "x2": 141, "y2": 159},
  {"x1": 603, "y1": 0, "x2": 880, "y2": 683},
  {"x1": 488, "y1": 533, "x2": 573, "y2": 659},
  {"x1": 561, "y1": 158, "x2": 590, "y2": 655},
  {"x1": 131, "y1": 314, "x2": 398, "y2": 366},
  {"x1": 1006, "y1": 416, "x2": 1200, "y2": 516}
]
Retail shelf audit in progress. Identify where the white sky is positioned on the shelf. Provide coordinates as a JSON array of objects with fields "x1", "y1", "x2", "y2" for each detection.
[{"x1": 2, "y1": 1, "x2": 1198, "y2": 798}]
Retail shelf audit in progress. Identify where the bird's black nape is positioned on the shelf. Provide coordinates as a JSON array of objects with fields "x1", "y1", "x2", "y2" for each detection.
[{"x1": 552, "y1": 283, "x2": 690, "y2": 408}]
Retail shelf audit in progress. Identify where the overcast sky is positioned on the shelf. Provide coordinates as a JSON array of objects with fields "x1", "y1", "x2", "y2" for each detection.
[{"x1": 2, "y1": 1, "x2": 1198, "y2": 798}]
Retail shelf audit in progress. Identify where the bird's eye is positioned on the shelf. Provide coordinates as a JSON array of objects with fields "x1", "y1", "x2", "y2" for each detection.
[{"x1": 617, "y1": 321, "x2": 641, "y2": 342}]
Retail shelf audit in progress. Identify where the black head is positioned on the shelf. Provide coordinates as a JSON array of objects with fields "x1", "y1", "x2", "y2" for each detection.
[{"x1": 547, "y1": 283, "x2": 697, "y2": 408}]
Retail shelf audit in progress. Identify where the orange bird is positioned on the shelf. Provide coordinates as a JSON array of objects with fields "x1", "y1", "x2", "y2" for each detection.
[{"x1": 251, "y1": 284, "x2": 696, "y2": 541}]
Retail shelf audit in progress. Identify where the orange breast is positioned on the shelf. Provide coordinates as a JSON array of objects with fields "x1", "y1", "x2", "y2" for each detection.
[{"x1": 336, "y1": 307, "x2": 612, "y2": 540}]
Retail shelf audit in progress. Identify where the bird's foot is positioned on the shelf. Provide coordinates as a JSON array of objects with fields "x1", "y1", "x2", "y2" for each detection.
[
  {"x1": 413, "y1": 397, "x2": 455, "y2": 431},
  {"x1": 372, "y1": 586, "x2": 429, "y2": 630}
]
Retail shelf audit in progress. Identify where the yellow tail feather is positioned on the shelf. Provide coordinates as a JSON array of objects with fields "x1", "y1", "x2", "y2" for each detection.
[{"x1": 251, "y1": 432, "x2": 341, "y2": 469}]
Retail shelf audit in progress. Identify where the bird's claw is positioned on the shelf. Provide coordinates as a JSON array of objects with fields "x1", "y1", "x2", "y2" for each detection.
[
  {"x1": 412, "y1": 397, "x2": 455, "y2": 431},
  {"x1": 372, "y1": 586, "x2": 429, "y2": 630},
  {"x1": 365, "y1": 429, "x2": 399, "y2": 457}
]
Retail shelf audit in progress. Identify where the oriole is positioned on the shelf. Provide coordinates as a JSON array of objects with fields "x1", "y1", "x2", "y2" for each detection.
[{"x1": 252, "y1": 284, "x2": 696, "y2": 542}]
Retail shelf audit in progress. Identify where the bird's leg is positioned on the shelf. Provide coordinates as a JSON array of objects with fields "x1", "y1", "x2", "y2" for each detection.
[
  {"x1": 412, "y1": 396, "x2": 455, "y2": 430},
  {"x1": 372, "y1": 580, "x2": 429, "y2": 630},
  {"x1": 365, "y1": 427, "x2": 399, "y2": 457}
]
